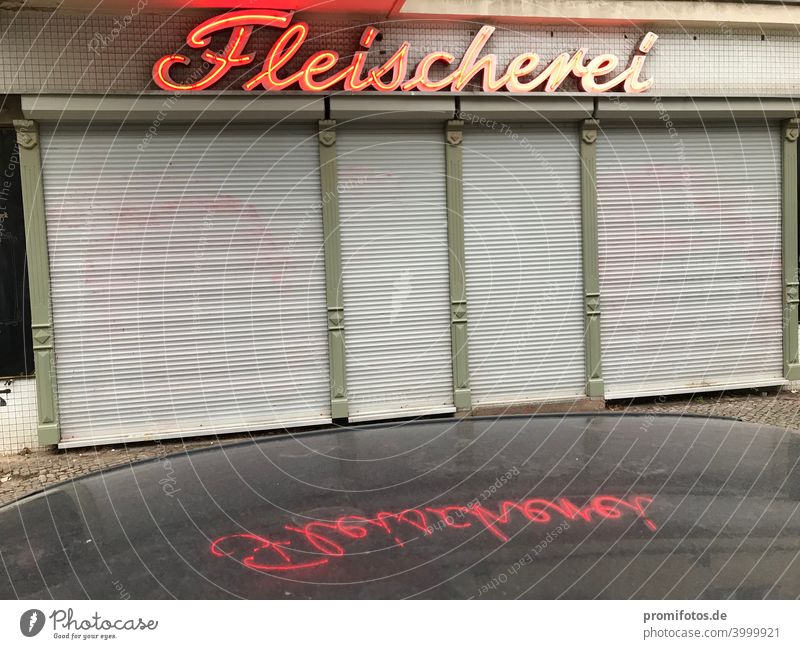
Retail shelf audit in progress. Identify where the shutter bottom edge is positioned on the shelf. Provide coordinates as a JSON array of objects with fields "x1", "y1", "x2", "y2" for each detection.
[
  {"x1": 605, "y1": 375, "x2": 786, "y2": 401},
  {"x1": 58, "y1": 414, "x2": 333, "y2": 449},
  {"x1": 471, "y1": 388, "x2": 586, "y2": 407},
  {"x1": 348, "y1": 405, "x2": 456, "y2": 423}
]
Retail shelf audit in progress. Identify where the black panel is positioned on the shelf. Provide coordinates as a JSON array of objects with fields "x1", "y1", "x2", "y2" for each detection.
[{"x1": 0, "y1": 127, "x2": 32, "y2": 377}]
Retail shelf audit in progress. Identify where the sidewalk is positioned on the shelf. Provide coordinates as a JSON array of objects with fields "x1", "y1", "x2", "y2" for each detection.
[
  {"x1": 605, "y1": 386, "x2": 800, "y2": 429},
  {"x1": 2, "y1": 387, "x2": 799, "y2": 506}
]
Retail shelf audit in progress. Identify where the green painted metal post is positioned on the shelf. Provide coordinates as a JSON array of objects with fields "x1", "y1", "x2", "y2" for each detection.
[
  {"x1": 782, "y1": 118, "x2": 800, "y2": 380},
  {"x1": 318, "y1": 119, "x2": 349, "y2": 418},
  {"x1": 580, "y1": 119, "x2": 604, "y2": 397},
  {"x1": 445, "y1": 119, "x2": 471, "y2": 410},
  {"x1": 14, "y1": 119, "x2": 60, "y2": 444}
]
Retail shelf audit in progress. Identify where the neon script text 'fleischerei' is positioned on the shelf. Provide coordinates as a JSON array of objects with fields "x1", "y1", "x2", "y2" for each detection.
[
  {"x1": 154, "y1": 10, "x2": 658, "y2": 94},
  {"x1": 210, "y1": 494, "x2": 657, "y2": 574}
]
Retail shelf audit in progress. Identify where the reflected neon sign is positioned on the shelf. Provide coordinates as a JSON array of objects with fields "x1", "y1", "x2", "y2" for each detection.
[
  {"x1": 154, "y1": 10, "x2": 658, "y2": 94},
  {"x1": 210, "y1": 494, "x2": 657, "y2": 573}
]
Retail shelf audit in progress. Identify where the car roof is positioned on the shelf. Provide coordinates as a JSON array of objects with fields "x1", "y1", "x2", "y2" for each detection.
[{"x1": 2, "y1": 413, "x2": 798, "y2": 599}]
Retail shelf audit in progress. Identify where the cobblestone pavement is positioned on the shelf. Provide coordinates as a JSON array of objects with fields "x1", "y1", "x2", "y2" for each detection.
[
  {"x1": 0, "y1": 434, "x2": 257, "y2": 506},
  {"x1": 606, "y1": 386, "x2": 800, "y2": 430},
  {"x1": 2, "y1": 387, "x2": 799, "y2": 506}
]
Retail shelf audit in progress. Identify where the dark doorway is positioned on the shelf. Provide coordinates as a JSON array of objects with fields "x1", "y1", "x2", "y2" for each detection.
[{"x1": 0, "y1": 127, "x2": 32, "y2": 376}]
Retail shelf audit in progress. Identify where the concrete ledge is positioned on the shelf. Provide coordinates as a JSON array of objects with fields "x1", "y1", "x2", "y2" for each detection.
[
  {"x1": 471, "y1": 397, "x2": 605, "y2": 417},
  {"x1": 459, "y1": 95, "x2": 593, "y2": 122},
  {"x1": 597, "y1": 96, "x2": 800, "y2": 122},
  {"x1": 21, "y1": 94, "x2": 326, "y2": 124},
  {"x1": 329, "y1": 95, "x2": 456, "y2": 123}
]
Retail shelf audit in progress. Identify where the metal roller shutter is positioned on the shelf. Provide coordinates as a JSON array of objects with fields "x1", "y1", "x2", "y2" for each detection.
[
  {"x1": 597, "y1": 124, "x2": 784, "y2": 398},
  {"x1": 462, "y1": 124, "x2": 586, "y2": 405},
  {"x1": 336, "y1": 125, "x2": 453, "y2": 421},
  {"x1": 41, "y1": 123, "x2": 330, "y2": 446}
]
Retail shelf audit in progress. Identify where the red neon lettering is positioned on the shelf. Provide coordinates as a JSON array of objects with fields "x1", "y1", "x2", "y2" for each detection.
[
  {"x1": 336, "y1": 515, "x2": 370, "y2": 539},
  {"x1": 187, "y1": 11, "x2": 290, "y2": 48},
  {"x1": 468, "y1": 501, "x2": 525, "y2": 541},
  {"x1": 243, "y1": 21, "x2": 309, "y2": 91},
  {"x1": 543, "y1": 49, "x2": 587, "y2": 92},
  {"x1": 152, "y1": 10, "x2": 290, "y2": 92},
  {"x1": 154, "y1": 12, "x2": 658, "y2": 95},
  {"x1": 521, "y1": 499, "x2": 554, "y2": 523},
  {"x1": 284, "y1": 522, "x2": 346, "y2": 556},
  {"x1": 550, "y1": 497, "x2": 595, "y2": 523},
  {"x1": 576, "y1": 54, "x2": 619, "y2": 93},
  {"x1": 398, "y1": 508, "x2": 430, "y2": 532},
  {"x1": 370, "y1": 511, "x2": 396, "y2": 535},
  {"x1": 360, "y1": 26, "x2": 379, "y2": 48},
  {"x1": 592, "y1": 495, "x2": 657, "y2": 531},
  {"x1": 297, "y1": 51, "x2": 348, "y2": 92},
  {"x1": 210, "y1": 533, "x2": 328, "y2": 572},
  {"x1": 624, "y1": 32, "x2": 659, "y2": 93},
  {"x1": 575, "y1": 32, "x2": 658, "y2": 93},
  {"x1": 401, "y1": 51, "x2": 457, "y2": 91},
  {"x1": 450, "y1": 26, "x2": 503, "y2": 92},
  {"x1": 369, "y1": 42, "x2": 411, "y2": 92},
  {"x1": 426, "y1": 506, "x2": 473, "y2": 529},
  {"x1": 210, "y1": 494, "x2": 657, "y2": 574},
  {"x1": 504, "y1": 53, "x2": 541, "y2": 93},
  {"x1": 343, "y1": 50, "x2": 372, "y2": 91},
  {"x1": 340, "y1": 27, "x2": 379, "y2": 91}
]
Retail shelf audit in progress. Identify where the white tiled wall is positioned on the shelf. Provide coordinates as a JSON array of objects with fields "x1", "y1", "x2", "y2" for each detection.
[
  {"x1": 0, "y1": 10, "x2": 797, "y2": 96},
  {"x1": 0, "y1": 377, "x2": 42, "y2": 455}
]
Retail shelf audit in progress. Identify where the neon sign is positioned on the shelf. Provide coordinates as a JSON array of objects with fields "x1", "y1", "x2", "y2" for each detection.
[
  {"x1": 210, "y1": 494, "x2": 656, "y2": 574},
  {"x1": 154, "y1": 10, "x2": 658, "y2": 94}
]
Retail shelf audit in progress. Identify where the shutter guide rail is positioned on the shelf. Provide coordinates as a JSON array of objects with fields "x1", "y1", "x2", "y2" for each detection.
[
  {"x1": 782, "y1": 118, "x2": 800, "y2": 379},
  {"x1": 318, "y1": 119, "x2": 349, "y2": 418},
  {"x1": 14, "y1": 119, "x2": 60, "y2": 445},
  {"x1": 445, "y1": 119, "x2": 471, "y2": 411},
  {"x1": 580, "y1": 119, "x2": 604, "y2": 398}
]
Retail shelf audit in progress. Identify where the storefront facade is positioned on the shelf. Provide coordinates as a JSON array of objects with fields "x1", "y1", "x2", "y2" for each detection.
[{"x1": 1, "y1": 4, "x2": 798, "y2": 448}]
